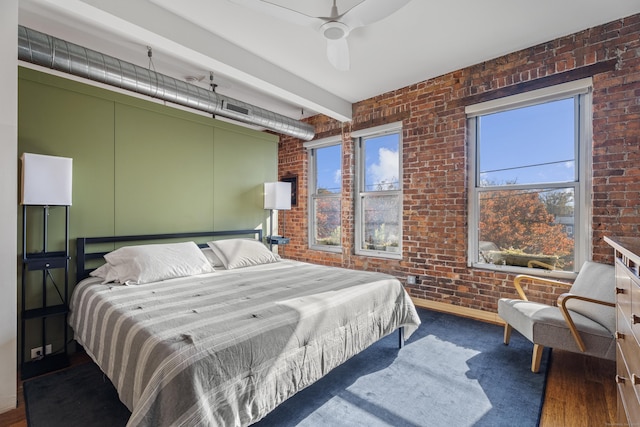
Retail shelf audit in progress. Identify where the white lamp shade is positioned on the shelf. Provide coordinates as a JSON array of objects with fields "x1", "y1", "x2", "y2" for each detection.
[
  {"x1": 21, "y1": 153, "x2": 73, "y2": 206},
  {"x1": 264, "y1": 182, "x2": 291, "y2": 210}
]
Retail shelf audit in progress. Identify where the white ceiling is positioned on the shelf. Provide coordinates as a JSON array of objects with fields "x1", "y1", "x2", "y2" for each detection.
[{"x1": 18, "y1": 0, "x2": 640, "y2": 125}]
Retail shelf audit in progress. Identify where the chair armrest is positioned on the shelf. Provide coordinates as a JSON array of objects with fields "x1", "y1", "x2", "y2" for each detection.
[
  {"x1": 512, "y1": 274, "x2": 572, "y2": 301},
  {"x1": 557, "y1": 293, "x2": 616, "y2": 352}
]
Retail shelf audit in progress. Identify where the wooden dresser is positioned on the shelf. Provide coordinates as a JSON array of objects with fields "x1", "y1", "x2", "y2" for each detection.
[{"x1": 605, "y1": 236, "x2": 640, "y2": 425}]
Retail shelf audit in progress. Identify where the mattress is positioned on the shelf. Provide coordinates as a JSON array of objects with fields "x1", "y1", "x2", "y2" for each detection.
[{"x1": 69, "y1": 259, "x2": 421, "y2": 426}]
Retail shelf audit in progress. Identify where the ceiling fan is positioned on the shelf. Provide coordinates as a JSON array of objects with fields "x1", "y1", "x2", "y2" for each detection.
[{"x1": 229, "y1": 0, "x2": 411, "y2": 71}]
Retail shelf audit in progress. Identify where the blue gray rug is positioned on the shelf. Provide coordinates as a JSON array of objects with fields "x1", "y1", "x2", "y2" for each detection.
[{"x1": 24, "y1": 309, "x2": 548, "y2": 427}]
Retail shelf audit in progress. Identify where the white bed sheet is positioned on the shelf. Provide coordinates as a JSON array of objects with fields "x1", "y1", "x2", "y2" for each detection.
[{"x1": 69, "y1": 260, "x2": 421, "y2": 426}]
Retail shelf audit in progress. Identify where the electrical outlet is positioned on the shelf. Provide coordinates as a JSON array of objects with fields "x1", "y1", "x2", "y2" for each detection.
[
  {"x1": 30, "y1": 347, "x2": 42, "y2": 359},
  {"x1": 30, "y1": 344, "x2": 52, "y2": 359},
  {"x1": 407, "y1": 275, "x2": 417, "y2": 285}
]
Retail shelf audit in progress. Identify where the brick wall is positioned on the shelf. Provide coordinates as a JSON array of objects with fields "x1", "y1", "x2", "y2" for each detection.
[{"x1": 277, "y1": 14, "x2": 640, "y2": 313}]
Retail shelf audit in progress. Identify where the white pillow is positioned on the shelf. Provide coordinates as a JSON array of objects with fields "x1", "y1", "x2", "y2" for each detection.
[
  {"x1": 89, "y1": 263, "x2": 120, "y2": 284},
  {"x1": 207, "y1": 239, "x2": 279, "y2": 270},
  {"x1": 104, "y1": 241, "x2": 215, "y2": 284},
  {"x1": 201, "y1": 247, "x2": 225, "y2": 268}
]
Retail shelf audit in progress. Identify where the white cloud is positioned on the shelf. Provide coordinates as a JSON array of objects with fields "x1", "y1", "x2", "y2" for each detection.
[
  {"x1": 369, "y1": 147, "x2": 399, "y2": 189},
  {"x1": 333, "y1": 168, "x2": 341, "y2": 184}
]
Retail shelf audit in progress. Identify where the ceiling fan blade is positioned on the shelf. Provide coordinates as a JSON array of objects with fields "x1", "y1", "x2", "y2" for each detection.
[
  {"x1": 341, "y1": 0, "x2": 411, "y2": 29},
  {"x1": 327, "y1": 38, "x2": 350, "y2": 71},
  {"x1": 228, "y1": 0, "x2": 321, "y2": 27}
]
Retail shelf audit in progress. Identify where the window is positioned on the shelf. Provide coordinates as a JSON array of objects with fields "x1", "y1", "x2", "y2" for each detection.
[
  {"x1": 467, "y1": 78, "x2": 592, "y2": 276},
  {"x1": 354, "y1": 122, "x2": 402, "y2": 259},
  {"x1": 306, "y1": 137, "x2": 342, "y2": 251}
]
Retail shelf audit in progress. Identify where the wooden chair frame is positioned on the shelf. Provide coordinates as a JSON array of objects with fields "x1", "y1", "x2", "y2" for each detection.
[{"x1": 503, "y1": 274, "x2": 614, "y2": 372}]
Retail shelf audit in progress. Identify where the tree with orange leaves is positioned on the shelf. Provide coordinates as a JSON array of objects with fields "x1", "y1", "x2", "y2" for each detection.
[{"x1": 479, "y1": 188, "x2": 574, "y2": 265}]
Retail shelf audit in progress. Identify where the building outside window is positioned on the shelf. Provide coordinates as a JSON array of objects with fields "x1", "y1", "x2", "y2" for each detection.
[
  {"x1": 466, "y1": 78, "x2": 592, "y2": 276},
  {"x1": 305, "y1": 137, "x2": 342, "y2": 252},
  {"x1": 353, "y1": 122, "x2": 403, "y2": 259}
]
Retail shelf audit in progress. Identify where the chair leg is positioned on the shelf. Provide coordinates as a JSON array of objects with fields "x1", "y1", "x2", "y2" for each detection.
[
  {"x1": 503, "y1": 323, "x2": 512, "y2": 345},
  {"x1": 531, "y1": 344, "x2": 544, "y2": 373}
]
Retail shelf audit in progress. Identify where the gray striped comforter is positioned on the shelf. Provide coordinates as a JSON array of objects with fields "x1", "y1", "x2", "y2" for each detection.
[{"x1": 69, "y1": 260, "x2": 421, "y2": 426}]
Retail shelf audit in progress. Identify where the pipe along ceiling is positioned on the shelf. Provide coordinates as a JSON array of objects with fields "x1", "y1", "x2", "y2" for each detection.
[{"x1": 18, "y1": 25, "x2": 315, "y2": 141}]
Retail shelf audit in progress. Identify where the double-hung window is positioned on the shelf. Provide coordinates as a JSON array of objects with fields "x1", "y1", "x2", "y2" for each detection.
[
  {"x1": 466, "y1": 78, "x2": 592, "y2": 276},
  {"x1": 354, "y1": 122, "x2": 403, "y2": 259},
  {"x1": 305, "y1": 137, "x2": 342, "y2": 252}
]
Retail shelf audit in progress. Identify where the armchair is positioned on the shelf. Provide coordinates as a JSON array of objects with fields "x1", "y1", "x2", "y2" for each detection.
[{"x1": 498, "y1": 261, "x2": 616, "y2": 373}]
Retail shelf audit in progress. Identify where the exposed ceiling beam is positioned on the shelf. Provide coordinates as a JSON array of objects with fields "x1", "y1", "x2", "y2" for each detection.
[{"x1": 21, "y1": 0, "x2": 353, "y2": 122}]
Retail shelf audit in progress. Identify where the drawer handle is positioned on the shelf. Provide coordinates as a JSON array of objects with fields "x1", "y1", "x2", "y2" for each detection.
[
  {"x1": 632, "y1": 314, "x2": 640, "y2": 325},
  {"x1": 616, "y1": 287, "x2": 625, "y2": 294},
  {"x1": 616, "y1": 375, "x2": 626, "y2": 384},
  {"x1": 634, "y1": 374, "x2": 640, "y2": 386},
  {"x1": 616, "y1": 331, "x2": 625, "y2": 340}
]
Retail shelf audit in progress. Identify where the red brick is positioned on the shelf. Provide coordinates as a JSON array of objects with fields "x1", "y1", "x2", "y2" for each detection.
[{"x1": 277, "y1": 13, "x2": 640, "y2": 314}]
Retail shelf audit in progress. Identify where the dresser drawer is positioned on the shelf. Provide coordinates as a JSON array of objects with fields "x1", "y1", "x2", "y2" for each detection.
[
  {"x1": 617, "y1": 307, "x2": 640, "y2": 398},
  {"x1": 617, "y1": 344, "x2": 640, "y2": 424}
]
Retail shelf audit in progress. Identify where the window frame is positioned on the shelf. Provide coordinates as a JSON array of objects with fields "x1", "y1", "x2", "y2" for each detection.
[
  {"x1": 305, "y1": 136, "x2": 343, "y2": 253},
  {"x1": 466, "y1": 78, "x2": 593, "y2": 278},
  {"x1": 353, "y1": 122, "x2": 403, "y2": 260}
]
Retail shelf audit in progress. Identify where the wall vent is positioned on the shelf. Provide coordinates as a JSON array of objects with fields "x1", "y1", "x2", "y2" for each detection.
[{"x1": 223, "y1": 102, "x2": 251, "y2": 116}]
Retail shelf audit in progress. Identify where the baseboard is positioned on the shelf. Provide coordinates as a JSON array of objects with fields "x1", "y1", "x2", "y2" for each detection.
[{"x1": 411, "y1": 296, "x2": 505, "y2": 326}]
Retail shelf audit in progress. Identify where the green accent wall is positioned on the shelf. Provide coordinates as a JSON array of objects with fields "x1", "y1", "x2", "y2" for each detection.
[
  {"x1": 17, "y1": 66, "x2": 278, "y2": 359},
  {"x1": 19, "y1": 67, "x2": 278, "y2": 241}
]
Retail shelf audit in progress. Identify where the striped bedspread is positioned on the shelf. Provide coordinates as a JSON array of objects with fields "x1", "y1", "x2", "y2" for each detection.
[{"x1": 69, "y1": 260, "x2": 421, "y2": 426}]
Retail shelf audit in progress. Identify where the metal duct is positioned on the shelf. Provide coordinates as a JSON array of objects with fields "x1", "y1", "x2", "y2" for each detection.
[{"x1": 17, "y1": 25, "x2": 315, "y2": 141}]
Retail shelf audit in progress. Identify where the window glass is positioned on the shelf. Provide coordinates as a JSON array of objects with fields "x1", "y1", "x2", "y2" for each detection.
[
  {"x1": 479, "y1": 187, "x2": 575, "y2": 270},
  {"x1": 467, "y1": 82, "x2": 591, "y2": 275},
  {"x1": 479, "y1": 98, "x2": 575, "y2": 186},
  {"x1": 364, "y1": 134, "x2": 400, "y2": 191},
  {"x1": 361, "y1": 194, "x2": 401, "y2": 250},
  {"x1": 313, "y1": 197, "x2": 341, "y2": 246},
  {"x1": 316, "y1": 144, "x2": 342, "y2": 193},
  {"x1": 356, "y1": 128, "x2": 402, "y2": 257},
  {"x1": 309, "y1": 144, "x2": 341, "y2": 249}
]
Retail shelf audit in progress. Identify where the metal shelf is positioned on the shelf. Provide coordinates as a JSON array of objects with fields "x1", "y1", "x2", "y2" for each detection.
[
  {"x1": 23, "y1": 304, "x2": 68, "y2": 320},
  {"x1": 21, "y1": 205, "x2": 70, "y2": 379}
]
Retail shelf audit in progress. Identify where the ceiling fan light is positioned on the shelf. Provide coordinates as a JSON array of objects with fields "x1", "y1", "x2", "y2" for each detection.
[{"x1": 321, "y1": 21, "x2": 349, "y2": 40}]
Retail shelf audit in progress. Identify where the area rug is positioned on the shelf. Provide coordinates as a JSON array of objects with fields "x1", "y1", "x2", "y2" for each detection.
[{"x1": 24, "y1": 309, "x2": 549, "y2": 427}]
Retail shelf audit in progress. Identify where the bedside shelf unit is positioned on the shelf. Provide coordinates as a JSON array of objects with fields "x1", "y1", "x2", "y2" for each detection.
[{"x1": 20, "y1": 205, "x2": 70, "y2": 380}]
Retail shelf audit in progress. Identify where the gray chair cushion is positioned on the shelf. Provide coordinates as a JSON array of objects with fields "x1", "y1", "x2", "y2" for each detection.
[{"x1": 498, "y1": 298, "x2": 616, "y2": 361}]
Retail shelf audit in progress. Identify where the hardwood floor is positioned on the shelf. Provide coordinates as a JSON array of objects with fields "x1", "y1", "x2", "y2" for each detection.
[
  {"x1": 0, "y1": 349, "x2": 616, "y2": 427},
  {"x1": 539, "y1": 349, "x2": 617, "y2": 427}
]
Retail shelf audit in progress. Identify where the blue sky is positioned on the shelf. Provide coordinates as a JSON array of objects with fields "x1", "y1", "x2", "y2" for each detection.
[
  {"x1": 315, "y1": 97, "x2": 576, "y2": 191},
  {"x1": 363, "y1": 134, "x2": 400, "y2": 191},
  {"x1": 316, "y1": 134, "x2": 399, "y2": 192},
  {"x1": 479, "y1": 97, "x2": 576, "y2": 186},
  {"x1": 316, "y1": 144, "x2": 342, "y2": 192}
]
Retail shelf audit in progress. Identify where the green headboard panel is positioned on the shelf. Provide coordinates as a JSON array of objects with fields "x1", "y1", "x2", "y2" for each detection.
[
  {"x1": 18, "y1": 66, "x2": 278, "y2": 244},
  {"x1": 114, "y1": 103, "x2": 215, "y2": 235},
  {"x1": 213, "y1": 127, "x2": 278, "y2": 231}
]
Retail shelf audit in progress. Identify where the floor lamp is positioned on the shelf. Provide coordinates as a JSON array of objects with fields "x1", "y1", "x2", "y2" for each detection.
[
  {"x1": 264, "y1": 181, "x2": 291, "y2": 251},
  {"x1": 20, "y1": 153, "x2": 73, "y2": 378}
]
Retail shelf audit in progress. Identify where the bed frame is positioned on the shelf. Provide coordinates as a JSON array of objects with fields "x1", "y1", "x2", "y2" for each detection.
[
  {"x1": 76, "y1": 229, "x2": 262, "y2": 283},
  {"x1": 75, "y1": 228, "x2": 405, "y2": 349}
]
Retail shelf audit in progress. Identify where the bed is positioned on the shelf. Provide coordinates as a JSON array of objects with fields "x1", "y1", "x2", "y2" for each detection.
[{"x1": 69, "y1": 230, "x2": 421, "y2": 426}]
